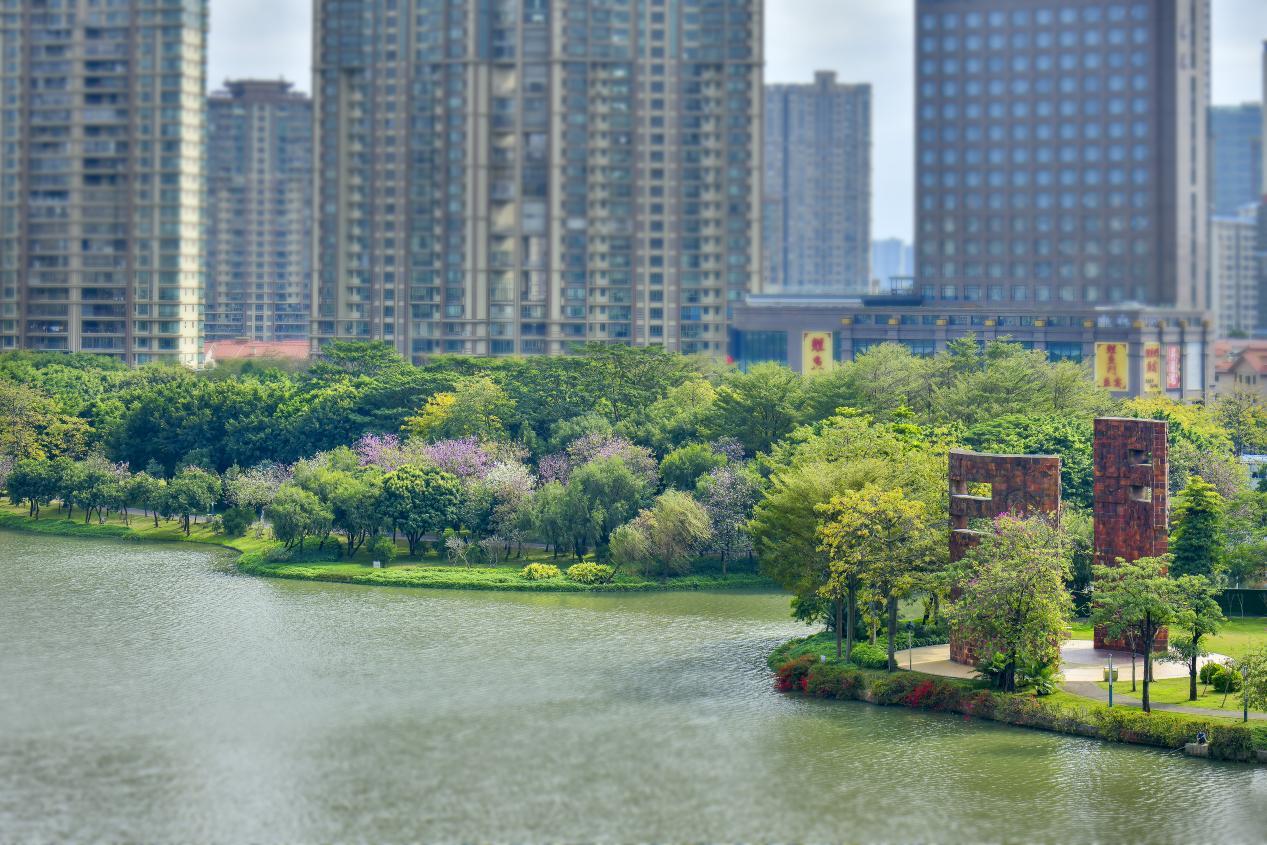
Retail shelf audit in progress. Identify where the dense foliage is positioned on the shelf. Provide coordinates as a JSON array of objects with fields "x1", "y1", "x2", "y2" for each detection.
[{"x1": 3, "y1": 339, "x2": 1266, "y2": 606}]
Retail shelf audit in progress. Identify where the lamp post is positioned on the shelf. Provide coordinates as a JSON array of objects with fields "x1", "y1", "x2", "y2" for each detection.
[
  {"x1": 1244, "y1": 665, "x2": 1250, "y2": 724},
  {"x1": 906, "y1": 621, "x2": 914, "y2": 671},
  {"x1": 1107, "y1": 653, "x2": 1114, "y2": 708}
]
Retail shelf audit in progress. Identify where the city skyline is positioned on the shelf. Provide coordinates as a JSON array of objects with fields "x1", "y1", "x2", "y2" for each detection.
[{"x1": 209, "y1": 0, "x2": 1267, "y2": 244}]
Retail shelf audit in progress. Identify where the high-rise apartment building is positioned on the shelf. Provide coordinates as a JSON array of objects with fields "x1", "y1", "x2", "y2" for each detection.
[
  {"x1": 206, "y1": 80, "x2": 313, "y2": 342},
  {"x1": 312, "y1": 0, "x2": 763, "y2": 361},
  {"x1": 913, "y1": 0, "x2": 1210, "y2": 313},
  {"x1": 1212, "y1": 205, "x2": 1258, "y2": 337},
  {"x1": 763, "y1": 71, "x2": 870, "y2": 294},
  {"x1": 0, "y1": 0, "x2": 208, "y2": 365},
  {"x1": 732, "y1": 0, "x2": 1214, "y2": 397},
  {"x1": 1210, "y1": 103, "x2": 1262, "y2": 217}
]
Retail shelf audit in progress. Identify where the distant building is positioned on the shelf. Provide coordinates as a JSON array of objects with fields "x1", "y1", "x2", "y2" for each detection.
[
  {"x1": 0, "y1": 0, "x2": 208, "y2": 365},
  {"x1": 205, "y1": 339, "x2": 311, "y2": 366},
  {"x1": 206, "y1": 80, "x2": 313, "y2": 342},
  {"x1": 1212, "y1": 206, "x2": 1259, "y2": 338},
  {"x1": 312, "y1": 0, "x2": 763, "y2": 359},
  {"x1": 732, "y1": 0, "x2": 1214, "y2": 399},
  {"x1": 871, "y1": 239, "x2": 915, "y2": 293},
  {"x1": 1211, "y1": 104, "x2": 1262, "y2": 217},
  {"x1": 764, "y1": 71, "x2": 871, "y2": 294},
  {"x1": 1213, "y1": 340, "x2": 1267, "y2": 397}
]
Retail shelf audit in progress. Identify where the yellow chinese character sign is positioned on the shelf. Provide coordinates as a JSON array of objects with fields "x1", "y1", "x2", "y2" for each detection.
[
  {"x1": 802, "y1": 331, "x2": 833, "y2": 375},
  {"x1": 1142, "y1": 342, "x2": 1162, "y2": 393},
  {"x1": 1095, "y1": 342, "x2": 1129, "y2": 391}
]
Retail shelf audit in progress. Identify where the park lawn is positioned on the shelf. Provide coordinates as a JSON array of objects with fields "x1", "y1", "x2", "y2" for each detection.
[
  {"x1": 1094, "y1": 676, "x2": 1266, "y2": 714},
  {"x1": 1, "y1": 502, "x2": 774, "y2": 593},
  {"x1": 1069, "y1": 616, "x2": 1267, "y2": 660}
]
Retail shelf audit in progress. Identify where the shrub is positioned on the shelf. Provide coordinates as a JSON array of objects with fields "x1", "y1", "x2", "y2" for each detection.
[
  {"x1": 521, "y1": 562, "x2": 562, "y2": 581},
  {"x1": 850, "y1": 642, "x2": 890, "y2": 670},
  {"x1": 1209, "y1": 664, "x2": 1243, "y2": 694},
  {"x1": 217, "y1": 506, "x2": 255, "y2": 537},
  {"x1": 869, "y1": 673, "x2": 924, "y2": 705},
  {"x1": 775, "y1": 654, "x2": 816, "y2": 693},
  {"x1": 964, "y1": 688, "x2": 998, "y2": 719},
  {"x1": 1208, "y1": 724, "x2": 1255, "y2": 761},
  {"x1": 1093, "y1": 708, "x2": 1195, "y2": 749},
  {"x1": 565, "y1": 562, "x2": 614, "y2": 584},
  {"x1": 368, "y1": 535, "x2": 397, "y2": 564},
  {"x1": 805, "y1": 662, "x2": 865, "y2": 699},
  {"x1": 1199, "y1": 661, "x2": 1222, "y2": 685}
]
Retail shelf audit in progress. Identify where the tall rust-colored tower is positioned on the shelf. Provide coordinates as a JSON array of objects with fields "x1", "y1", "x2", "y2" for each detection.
[
  {"x1": 948, "y1": 451, "x2": 1062, "y2": 664},
  {"x1": 1092, "y1": 418, "x2": 1169, "y2": 650}
]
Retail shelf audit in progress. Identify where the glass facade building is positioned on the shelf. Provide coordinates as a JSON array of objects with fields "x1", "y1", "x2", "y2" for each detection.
[
  {"x1": 312, "y1": 0, "x2": 763, "y2": 360},
  {"x1": 1209, "y1": 103, "x2": 1261, "y2": 217},
  {"x1": 0, "y1": 0, "x2": 207, "y2": 364},
  {"x1": 764, "y1": 71, "x2": 871, "y2": 294},
  {"x1": 206, "y1": 80, "x2": 313, "y2": 342},
  {"x1": 914, "y1": 0, "x2": 1210, "y2": 313}
]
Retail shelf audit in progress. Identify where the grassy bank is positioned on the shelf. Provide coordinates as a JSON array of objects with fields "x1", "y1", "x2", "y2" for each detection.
[
  {"x1": 770, "y1": 634, "x2": 1267, "y2": 763},
  {"x1": 0, "y1": 505, "x2": 774, "y2": 594}
]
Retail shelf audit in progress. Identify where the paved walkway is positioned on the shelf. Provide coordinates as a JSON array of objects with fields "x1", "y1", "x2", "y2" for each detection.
[
  {"x1": 893, "y1": 640, "x2": 1214, "y2": 682},
  {"x1": 1062, "y1": 681, "x2": 1267, "y2": 721}
]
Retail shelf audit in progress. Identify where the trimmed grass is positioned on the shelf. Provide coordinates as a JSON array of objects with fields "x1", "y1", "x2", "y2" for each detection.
[
  {"x1": 0, "y1": 503, "x2": 775, "y2": 594},
  {"x1": 1069, "y1": 616, "x2": 1267, "y2": 660},
  {"x1": 1094, "y1": 676, "x2": 1266, "y2": 715}
]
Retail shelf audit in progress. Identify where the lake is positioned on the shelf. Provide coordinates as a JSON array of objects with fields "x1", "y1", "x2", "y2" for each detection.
[{"x1": 2, "y1": 531, "x2": 1265, "y2": 843}]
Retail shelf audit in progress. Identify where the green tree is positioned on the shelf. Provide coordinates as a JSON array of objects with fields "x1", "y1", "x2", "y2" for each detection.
[
  {"x1": 6, "y1": 458, "x2": 61, "y2": 517},
  {"x1": 560, "y1": 456, "x2": 650, "y2": 559},
  {"x1": 1170, "y1": 574, "x2": 1226, "y2": 702},
  {"x1": 946, "y1": 515, "x2": 1073, "y2": 692},
  {"x1": 1213, "y1": 390, "x2": 1267, "y2": 455},
  {"x1": 380, "y1": 464, "x2": 463, "y2": 556},
  {"x1": 125, "y1": 472, "x2": 165, "y2": 527},
  {"x1": 329, "y1": 472, "x2": 385, "y2": 556},
  {"x1": 659, "y1": 443, "x2": 726, "y2": 491},
  {"x1": 1234, "y1": 647, "x2": 1267, "y2": 714},
  {"x1": 404, "y1": 375, "x2": 518, "y2": 442},
  {"x1": 267, "y1": 485, "x2": 333, "y2": 551},
  {"x1": 1090, "y1": 556, "x2": 1182, "y2": 712},
  {"x1": 162, "y1": 466, "x2": 221, "y2": 535},
  {"x1": 1170, "y1": 476, "x2": 1224, "y2": 579},
  {"x1": 817, "y1": 485, "x2": 942, "y2": 671},
  {"x1": 708, "y1": 363, "x2": 804, "y2": 456},
  {"x1": 609, "y1": 491, "x2": 713, "y2": 578}
]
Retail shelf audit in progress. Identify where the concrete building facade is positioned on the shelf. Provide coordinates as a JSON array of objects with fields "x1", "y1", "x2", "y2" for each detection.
[
  {"x1": 0, "y1": 0, "x2": 208, "y2": 365},
  {"x1": 913, "y1": 0, "x2": 1210, "y2": 313},
  {"x1": 1211, "y1": 205, "x2": 1258, "y2": 338},
  {"x1": 206, "y1": 80, "x2": 313, "y2": 343},
  {"x1": 763, "y1": 70, "x2": 870, "y2": 294},
  {"x1": 312, "y1": 0, "x2": 763, "y2": 361}
]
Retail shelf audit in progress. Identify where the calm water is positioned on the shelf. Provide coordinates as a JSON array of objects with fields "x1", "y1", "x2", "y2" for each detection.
[{"x1": 2, "y1": 531, "x2": 1266, "y2": 843}]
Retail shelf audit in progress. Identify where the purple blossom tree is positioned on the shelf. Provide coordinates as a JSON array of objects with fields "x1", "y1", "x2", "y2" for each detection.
[
  {"x1": 709, "y1": 437, "x2": 746, "y2": 463},
  {"x1": 423, "y1": 436, "x2": 493, "y2": 479},
  {"x1": 566, "y1": 434, "x2": 658, "y2": 484},
  {"x1": 698, "y1": 465, "x2": 758, "y2": 576},
  {"x1": 354, "y1": 433, "x2": 403, "y2": 469},
  {"x1": 537, "y1": 452, "x2": 571, "y2": 485}
]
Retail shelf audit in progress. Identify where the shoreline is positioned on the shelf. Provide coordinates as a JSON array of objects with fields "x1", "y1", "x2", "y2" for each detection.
[
  {"x1": 0, "y1": 509, "x2": 776, "y2": 594},
  {"x1": 770, "y1": 635, "x2": 1267, "y2": 764}
]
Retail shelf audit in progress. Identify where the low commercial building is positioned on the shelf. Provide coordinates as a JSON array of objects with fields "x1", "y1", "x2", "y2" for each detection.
[{"x1": 730, "y1": 293, "x2": 1213, "y2": 400}]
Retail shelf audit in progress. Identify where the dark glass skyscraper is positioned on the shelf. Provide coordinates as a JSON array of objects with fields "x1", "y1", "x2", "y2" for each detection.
[
  {"x1": 312, "y1": 0, "x2": 763, "y2": 360},
  {"x1": 914, "y1": 0, "x2": 1210, "y2": 312}
]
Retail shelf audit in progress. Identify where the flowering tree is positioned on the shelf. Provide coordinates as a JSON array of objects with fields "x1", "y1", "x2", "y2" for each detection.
[
  {"x1": 422, "y1": 437, "x2": 493, "y2": 479},
  {"x1": 224, "y1": 461, "x2": 291, "y2": 519},
  {"x1": 566, "y1": 434, "x2": 658, "y2": 484},
  {"x1": 537, "y1": 452, "x2": 571, "y2": 485},
  {"x1": 697, "y1": 465, "x2": 757, "y2": 576},
  {"x1": 354, "y1": 433, "x2": 404, "y2": 470}
]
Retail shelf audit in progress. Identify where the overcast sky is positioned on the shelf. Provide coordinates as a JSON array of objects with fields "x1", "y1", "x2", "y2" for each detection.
[{"x1": 209, "y1": 0, "x2": 1267, "y2": 242}]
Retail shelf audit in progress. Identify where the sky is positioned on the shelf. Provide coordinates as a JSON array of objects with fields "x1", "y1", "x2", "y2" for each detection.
[{"x1": 209, "y1": 0, "x2": 1267, "y2": 243}]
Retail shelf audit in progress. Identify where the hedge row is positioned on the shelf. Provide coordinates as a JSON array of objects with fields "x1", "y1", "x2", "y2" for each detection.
[{"x1": 775, "y1": 654, "x2": 1261, "y2": 762}]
